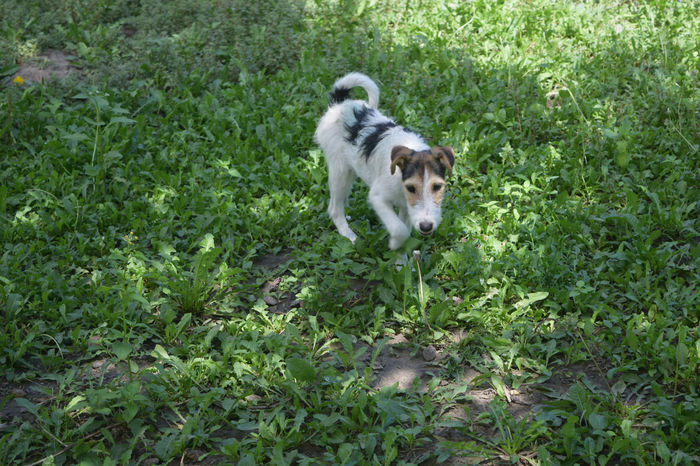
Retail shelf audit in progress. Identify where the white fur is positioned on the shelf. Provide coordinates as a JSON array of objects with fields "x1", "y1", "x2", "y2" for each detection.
[
  {"x1": 314, "y1": 73, "x2": 444, "y2": 250},
  {"x1": 330, "y1": 72, "x2": 380, "y2": 108}
]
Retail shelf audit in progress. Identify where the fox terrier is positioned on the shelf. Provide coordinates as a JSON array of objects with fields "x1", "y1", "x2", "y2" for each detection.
[{"x1": 314, "y1": 72, "x2": 455, "y2": 250}]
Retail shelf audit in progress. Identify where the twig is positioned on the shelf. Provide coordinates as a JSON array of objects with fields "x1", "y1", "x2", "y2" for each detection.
[
  {"x1": 669, "y1": 119, "x2": 698, "y2": 153},
  {"x1": 39, "y1": 424, "x2": 67, "y2": 447}
]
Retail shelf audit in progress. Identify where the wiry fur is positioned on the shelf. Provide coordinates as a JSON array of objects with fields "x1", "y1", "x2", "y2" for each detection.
[{"x1": 314, "y1": 73, "x2": 455, "y2": 250}]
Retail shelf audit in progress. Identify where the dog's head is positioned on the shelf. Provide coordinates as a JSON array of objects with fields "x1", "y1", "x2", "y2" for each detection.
[{"x1": 390, "y1": 145, "x2": 455, "y2": 236}]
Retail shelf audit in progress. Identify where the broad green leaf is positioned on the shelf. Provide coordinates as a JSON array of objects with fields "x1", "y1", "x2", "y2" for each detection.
[
  {"x1": 588, "y1": 412, "x2": 608, "y2": 431},
  {"x1": 603, "y1": 128, "x2": 619, "y2": 139},
  {"x1": 122, "y1": 402, "x2": 138, "y2": 422},
  {"x1": 620, "y1": 419, "x2": 633, "y2": 437},
  {"x1": 154, "y1": 434, "x2": 175, "y2": 460},
  {"x1": 103, "y1": 150, "x2": 123, "y2": 162},
  {"x1": 287, "y1": 357, "x2": 316, "y2": 382},
  {"x1": 109, "y1": 116, "x2": 136, "y2": 125},
  {"x1": 15, "y1": 397, "x2": 40, "y2": 415},
  {"x1": 656, "y1": 441, "x2": 671, "y2": 463},
  {"x1": 337, "y1": 443, "x2": 352, "y2": 463},
  {"x1": 336, "y1": 331, "x2": 354, "y2": 353},
  {"x1": 514, "y1": 291, "x2": 549, "y2": 309},
  {"x1": 65, "y1": 395, "x2": 86, "y2": 412},
  {"x1": 152, "y1": 344, "x2": 169, "y2": 360},
  {"x1": 491, "y1": 375, "x2": 506, "y2": 398},
  {"x1": 112, "y1": 341, "x2": 132, "y2": 360},
  {"x1": 63, "y1": 132, "x2": 91, "y2": 144},
  {"x1": 199, "y1": 233, "x2": 215, "y2": 252}
]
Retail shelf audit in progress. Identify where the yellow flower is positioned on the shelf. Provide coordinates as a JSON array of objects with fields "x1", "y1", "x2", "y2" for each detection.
[{"x1": 13, "y1": 75, "x2": 25, "y2": 85}]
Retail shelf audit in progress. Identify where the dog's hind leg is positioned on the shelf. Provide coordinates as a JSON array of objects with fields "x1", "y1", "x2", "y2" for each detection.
[{"x1": 327, "y1": 163, "x2": 358, "y2": 242}]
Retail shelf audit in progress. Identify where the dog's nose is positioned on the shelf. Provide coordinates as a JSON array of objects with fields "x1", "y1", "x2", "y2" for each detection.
[{"x1": 418, "y1": 221, "x2": 433, "y2": 234}]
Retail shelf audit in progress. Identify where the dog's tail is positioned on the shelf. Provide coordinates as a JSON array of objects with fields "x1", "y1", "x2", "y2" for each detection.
[{"x1": 328, "y1": 72, "x2": 380, "y2": 109}]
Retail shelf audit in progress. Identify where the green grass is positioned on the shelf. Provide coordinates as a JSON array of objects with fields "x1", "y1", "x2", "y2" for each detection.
[{"x1": 1, "y1": 0, "x2": 698, "y2": 464}]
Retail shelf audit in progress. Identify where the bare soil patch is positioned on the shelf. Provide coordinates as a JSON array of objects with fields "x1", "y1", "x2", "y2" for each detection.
[
  {"x1": 0, "y1": 379, "x2": 57, "y2": 428},
  {"x1": 11, "y1": 50, "x2": 77, "y2": 84},
  {"x1": 369, "y1": 333, "x2": 440, "y2": 391},
  {"x1": 253, "y1": 251, "x2": 294, "y2": 270}
]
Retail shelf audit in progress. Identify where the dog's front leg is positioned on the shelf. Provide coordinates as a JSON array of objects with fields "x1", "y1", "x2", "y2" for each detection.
[
  {"x1": 369, "y1": 190, "x2": 410, "y2": 250},
  {"x1": 397, "y1": 205, "x2": 410, "y2": 228}
]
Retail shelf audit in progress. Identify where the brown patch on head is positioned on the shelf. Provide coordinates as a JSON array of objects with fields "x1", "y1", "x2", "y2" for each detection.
[
  {"x1": 430, "y1": 146, "x2": 455, "y2": 177},
  {"x1": 428, "y1": 171, "x2": 445, "y2": 204},
  {"x1": 390, "y1": 146, "x2": 413, "y2": 175},
  {"x1": 395, "y1": 147, "x2": 452, "y2": 206}
]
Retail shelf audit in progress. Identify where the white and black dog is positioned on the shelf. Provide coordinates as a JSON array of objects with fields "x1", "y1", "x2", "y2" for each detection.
[{"x1": 314, "y1": 72, "x2": 455, "y2": 250}]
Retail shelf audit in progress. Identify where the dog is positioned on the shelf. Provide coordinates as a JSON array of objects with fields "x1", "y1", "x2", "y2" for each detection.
[{"x1": 314, "y1": 72, "x2": 455, "y2": 250}]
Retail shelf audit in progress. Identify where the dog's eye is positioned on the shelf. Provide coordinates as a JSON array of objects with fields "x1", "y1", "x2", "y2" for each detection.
[
  {"x1": 432, "y1": 184, "x2": 443, "y2": 192},
  {"x1": 406, "y1": 185, "x2": 417, "y2": 194}
]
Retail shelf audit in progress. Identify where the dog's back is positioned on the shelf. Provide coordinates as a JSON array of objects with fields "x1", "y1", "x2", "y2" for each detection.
[{"x1": 314, "y1": 74, "x2": 428, "y2": 184}]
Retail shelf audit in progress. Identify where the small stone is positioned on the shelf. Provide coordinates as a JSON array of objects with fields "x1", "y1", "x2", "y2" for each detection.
[
  {"x1": 422, "y1": 345, "x2": 437, "y2": 361},
  {"x1": 244, "y1": 394, "x2": 262, "y2": 404},
  {"x1": 263, "y1": 296, "x2": 278, "y2": 306}
]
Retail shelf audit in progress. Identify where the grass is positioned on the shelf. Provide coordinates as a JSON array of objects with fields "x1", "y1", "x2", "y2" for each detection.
[{"x1": 0, "y1": 0, "x2": 698, "y2": 464}]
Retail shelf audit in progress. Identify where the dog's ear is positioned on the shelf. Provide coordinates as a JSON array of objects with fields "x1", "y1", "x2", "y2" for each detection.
[
  {"x1": 432, "y1": 146, "x2": 455, "y2": 177},
  {"x1": 390, "y1": 146, "x2": 413, "y2": 175}
]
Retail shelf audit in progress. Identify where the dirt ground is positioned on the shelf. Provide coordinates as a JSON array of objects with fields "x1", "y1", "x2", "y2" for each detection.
[{"x1": 10, "y1": 50, "x2": 76, "y2": 84}]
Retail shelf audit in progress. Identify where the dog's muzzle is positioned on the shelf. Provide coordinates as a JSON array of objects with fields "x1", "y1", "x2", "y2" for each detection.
[{"x1": 418, "y1": 221, "x2": 434, "y2": 235}]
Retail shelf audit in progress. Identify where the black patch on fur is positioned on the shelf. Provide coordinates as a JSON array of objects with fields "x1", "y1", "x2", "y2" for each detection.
[
  {"x1": 400, "y1": 159, "x2": 422, "y2": 180},
  {"x1": 329, "y1": 87, "x2": 351, "y2": 105},
  {"x1": 360, "y1": 121, "x2": 397, "y2": 159},
  {"x1": 399, "y1": 153, "x2": 446, "y2": 180},
  {"x1": 428, "y1": 159, "x2": 447, "y2": 179},
  {"x1": 344, "y1": 105, "x2": 374, "y2": 144}
]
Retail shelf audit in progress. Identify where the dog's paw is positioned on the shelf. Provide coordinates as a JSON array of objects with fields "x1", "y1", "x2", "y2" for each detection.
[
  {"x1": 340, "y1": 229, "x2": 358, "y2": 243},
  {"x1": 394, "y1": 253, "x2": 408, "y2": 269}
]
